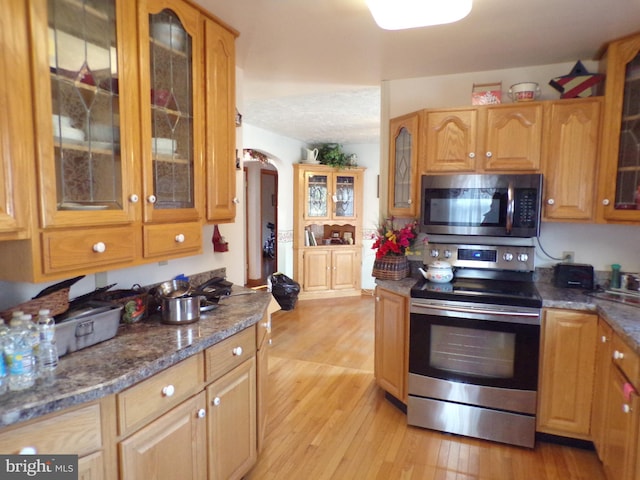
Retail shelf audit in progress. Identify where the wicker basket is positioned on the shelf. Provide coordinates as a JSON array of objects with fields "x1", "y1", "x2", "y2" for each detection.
[
  {"x1": 0, "y1": 288, "x2": 70, "y2": 322},
  {"x1": 372, "y1": 255, "x2": 410, "y2": 280}
]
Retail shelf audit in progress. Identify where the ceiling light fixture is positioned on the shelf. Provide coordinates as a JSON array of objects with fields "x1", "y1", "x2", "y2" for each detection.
[{"x1": 366, "y1": 0, "x2": 472, "y2": 30}]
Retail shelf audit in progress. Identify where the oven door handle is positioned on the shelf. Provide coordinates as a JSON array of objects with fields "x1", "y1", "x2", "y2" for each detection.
[
  {"x1": 506, "y1": 181, "x2": 514, "y2": 234},
  {"x1": 411, "y1": 302, "x2": 540, "y2": 318}
]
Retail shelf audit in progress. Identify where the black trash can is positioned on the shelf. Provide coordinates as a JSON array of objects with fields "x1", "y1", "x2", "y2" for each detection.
[{"x1": 269, "y1": 273, "x2": 300, "y2": 311}]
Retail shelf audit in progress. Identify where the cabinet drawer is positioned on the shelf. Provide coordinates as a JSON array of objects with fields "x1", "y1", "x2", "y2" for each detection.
[
  {"x1": 143, "y1": 222, "x2": 202, "y2": 258},
  {"x1": 205, "y1": 327, "x2": 256, "y2": 383},
  {"x1": 0, "y1": 402, "x2": 103, "y2": 456},
  {"x1": 612, "y1": 334, "x2": 640, "y2": 388},
  {"x1": 42, "y1": 226, "x2": 138, "y2": 274},
  {"x1": 117, "y1": 354, "x2": 203, "y2": 436}
]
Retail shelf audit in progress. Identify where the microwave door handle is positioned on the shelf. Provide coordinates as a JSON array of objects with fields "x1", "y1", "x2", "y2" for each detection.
[{"x1": 506, "y1": 182, "x2": 514, "y2": 234}]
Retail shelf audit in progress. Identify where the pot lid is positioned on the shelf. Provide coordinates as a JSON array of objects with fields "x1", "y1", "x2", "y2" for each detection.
[{"x1": 428, "y1": 260, "x2": 452, "y2": 269}]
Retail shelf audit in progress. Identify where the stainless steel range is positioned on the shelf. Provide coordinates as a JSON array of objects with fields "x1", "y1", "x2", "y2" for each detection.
[{"x1": 407, "y1": 243, "x2": 542, "y2": 448}]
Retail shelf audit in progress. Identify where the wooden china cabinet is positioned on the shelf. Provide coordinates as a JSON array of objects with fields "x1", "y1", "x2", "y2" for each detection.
[
  {"x1": 0, "y1": 0, "x2": 237, "y2": 282},
  {"x1": 293, "y1": 164, "x2": 365, "y2": 299},
  {"x1": 597, "y1": 31, "x2": 640, "y2": 222}
]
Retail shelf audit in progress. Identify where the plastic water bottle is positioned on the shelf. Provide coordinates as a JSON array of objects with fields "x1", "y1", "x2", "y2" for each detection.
[
  {"x1": 37, "y1": 309, "x2": 58, "y2": 373},
  {"x1": 5, "y1": 317, "x2": 35, "y2": 390},
  {"x1": 0, "y1": 319, "x2": 9, "y2": 395},
  {"x1": 21, "y1": 314, "x2": 40, "y2": 378}
]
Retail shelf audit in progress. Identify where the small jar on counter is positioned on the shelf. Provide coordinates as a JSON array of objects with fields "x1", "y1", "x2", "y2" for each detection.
[{"x1": 610, "y1": 264, "x2": 622, "y2": 289}]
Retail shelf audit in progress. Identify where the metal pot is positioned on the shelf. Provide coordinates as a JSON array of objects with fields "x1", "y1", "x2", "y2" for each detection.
[
  {"x1": 160, "y1": 295, "x2": 202, "y2": 324},
  {"x1": 156, "y1": 279, "x2": 191, "y2": 298}
]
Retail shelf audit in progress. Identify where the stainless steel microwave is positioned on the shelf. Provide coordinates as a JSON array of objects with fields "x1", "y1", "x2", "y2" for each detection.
[{"x1": 420, "y1": 173, "x2": 543, "y2": 238}]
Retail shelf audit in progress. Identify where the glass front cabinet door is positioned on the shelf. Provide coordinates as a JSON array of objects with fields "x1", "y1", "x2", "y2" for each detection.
[
  {"x1": 302, "y1": 169, "x2": 359, "y2": 221},
  {"x1": 139, "y1": 0, "x2": 204, "y2": 223},
  {"x1": 599, "y1": 32, "x2": 640, "y2": 222},
  {"x1": 388, "y1": 112, "x2": 419, "y2": 217},
  {"x1": 31, "y1": 0, "x2": 139, "y2": 227}
]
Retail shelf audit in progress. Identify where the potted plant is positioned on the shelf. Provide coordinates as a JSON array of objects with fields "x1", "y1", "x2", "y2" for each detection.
[{"x1": 315, "y1": 143, "x2": 349, "y2": 168}]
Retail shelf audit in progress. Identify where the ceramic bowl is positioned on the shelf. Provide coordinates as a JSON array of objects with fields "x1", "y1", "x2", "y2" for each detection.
[{"x1": 508, "y1": 82, "x2": 541, "y2": 102}]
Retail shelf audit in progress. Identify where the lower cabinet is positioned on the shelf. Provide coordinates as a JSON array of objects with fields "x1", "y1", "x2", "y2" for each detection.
[
  {"x1": 374, "y1": 286, "x2": 408, "y2": 403},
  {"x1": 299, "y1": 247, "x2": 361, "y2": 297},
  {"x1": 119, "y1": 392, "x2": 207, "y2": 480},
  {"x1": 537, "y1": 309, "x2": 597, "y2": 438},
  {"x1": 591, "y1": 318, "x2": 613, "y2": 457}
]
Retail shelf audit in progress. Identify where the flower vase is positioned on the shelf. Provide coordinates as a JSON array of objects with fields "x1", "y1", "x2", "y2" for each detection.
[{"x1": 372, "y1": 255, "x2": 409, "y2": 280}]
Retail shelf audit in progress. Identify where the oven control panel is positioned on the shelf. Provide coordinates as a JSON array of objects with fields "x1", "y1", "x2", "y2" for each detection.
[{"x1": 425, "y1": 243, "x2": 535, "y2": 271}]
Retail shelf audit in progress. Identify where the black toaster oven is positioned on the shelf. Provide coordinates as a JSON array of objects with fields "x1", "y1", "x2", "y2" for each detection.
[{"x1": 553, "y1": 263, "x2": 594, "y2": 290}]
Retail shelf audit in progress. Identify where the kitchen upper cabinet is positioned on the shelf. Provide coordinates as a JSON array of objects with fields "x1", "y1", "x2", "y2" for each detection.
[
  {"x1": 204, "y1": 17, "x2": 237, "y2": 223},
  {"x1": 598, "y1": 31, "x2": 640, "y2": 222},
  {"x1": 31, "y1": 0, "x2": 139, "y2": 228},
  {"x1": 421, "y1": 103, "x2": 543, "y2": 174},
  {"x1": 138, "y1": 0, "x2": 204, "y2": 224},
  {"x1": 374, "y1": 286, "x2": 408, "y2": 403},
  {"x1": 0, "y1": 0, "x2": 33, "y2": 241},
  {"x1": 388, "y1": 112, "x2": 420, "y2": 217},
  {"x1": 537, "y1": 309, "x2": 597, "y2": 439},
  {"x1": 542, "y1": 98, "x2": 602, "y2": 222}
]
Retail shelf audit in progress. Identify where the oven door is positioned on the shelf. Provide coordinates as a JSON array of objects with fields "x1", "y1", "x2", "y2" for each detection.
[{"x1": 409, "y1": 300, "x2": 540, "y2": 391}]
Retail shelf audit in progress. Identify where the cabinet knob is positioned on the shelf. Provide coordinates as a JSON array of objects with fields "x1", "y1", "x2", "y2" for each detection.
[
  {"x1": 19, "y1": 447, "x2": 37, "y2": 455},
  {"x1": 614, "y1": 350, "x2": 625, "y2": 361},
  {"x1": 147, "y1": 195, "x2": 157, "y2": 204},
  {"x1": 232, "y1": 197, "x2": 240, "y2": 204},
  {"x1": 232, "y1": 346, "x2": 243, "y2": 356},
  {"x1": 602, "y1": 198, "x2": 610, "y2": 206},
  {"x1": 197, "y1": 408, "x2": 206, "y2": 419},
  {"x1": 375, "y1": 296, "x2": 380, "y2": 302},
  {"x1": 601, "y1": 335, "x2": 609, "y2": 343},
  {"x1": 407, "y1": 199, "x2": 412, "y2": 205},
  {"x1": 485, "y1": 151, "x2": 493, "y2": 158},
  {"x1": 213, "y1": 397, "x2": 221, "y2": 406},
  {"x1": 623, "y1": 404, "x2": 632, "y2": 414},
  {"x1": 468, "y1": 152, "x2": 475, "y2": 159},
  {"x1": 92, "y1": 242, "x2": 106, "y2": 253},
  {"x1": 175, "y1": 233, "x2": 185, "y2": 243},
  {"x1": 129, "y1": 194, "x2": 139, "y2": 203},
  {"x1": 162, "y1": 385, "x2": 175, "y2": 397},
  {"x1": 547, "y1": 198, "x2": 555, "y2": 205}
]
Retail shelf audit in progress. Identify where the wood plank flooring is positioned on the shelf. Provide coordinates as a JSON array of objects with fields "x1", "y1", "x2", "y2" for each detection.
[{"x1": 246, "y1": 295, "x2": 606, "y2": 480}]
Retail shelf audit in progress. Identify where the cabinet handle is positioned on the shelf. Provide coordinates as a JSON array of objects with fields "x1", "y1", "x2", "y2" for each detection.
[
  {"x1": 485, "y1": 151, "x2": 493, "y2": 158},
  {"x1": 375, "y1": 296, "x2": 380, "y2": 302},
  {"x1": 468, "y1": 152, "x2": 475, "y2": 159},
  {"x1": 232, "y1": 197, "x2": 240, "y2": 204},
  {"x1": 92, "y1": 242, "x2": 106, "y2": 253},
  {"x1": 175, "y1": 234, "x2": 185, "y2": 243},
  {"x1": 602, "y1": 198, "x2": 610, "y2": 206},
  {"x1": 129, "y1": 194, "x2": 139, "y2": 203},
  {"x1": 546, "y1": 198, "x2": 555, "y2": 205},
  {"x1": 147, "y1": 195, "x2": 157, "y2": 204},
  {"x1": 623, "y1": 404, "x2": 632, "y2": 414},
  {"x1": 232, "y1": 346, "x2": 243, "y2": 356},
  {"x1": 197, "y1": 408, "x2": 206, "y2": 419},
  {"x1": 601, "y1": 335, "x2": 609, "y2": 343},
  {"x1": 407, "y1": 199, "x2": 412, "y2": 205},
  {"x1": 162, "y1": 384, "x2": 175, "y2": 397},
  {"x1": 213, "y1": 397, "x2": 221, "y2": 406},
  {"x1": 19, "y1": 447, "x2": 37, "y2": 455},
  {"x1": 614, "y1": 350, "x2": 625, "y2": 360}
]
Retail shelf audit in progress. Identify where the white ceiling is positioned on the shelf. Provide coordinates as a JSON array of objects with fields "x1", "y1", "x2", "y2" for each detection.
[{"x1": 194, "y1": 0, "x2": 640, "y2": 145}]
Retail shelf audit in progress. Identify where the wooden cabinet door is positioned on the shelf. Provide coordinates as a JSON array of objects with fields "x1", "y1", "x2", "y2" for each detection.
[
  {"x1": 204, "y1": 17, "x2": 236, "y2": 223},
  {"x1": 602, "y1": 364, "x2": 639, "y2": 480},
  {"x1": 0, "y1": 0, "x2": 32, "y2": 239},
  {"x1": 374, "y1": 287, "x2": 408, "y2": 402},
  {"x1": 423, "y1": 108, "x2": 477, "y2": 173},
  {"x1": 592, "y1": 319, "x2": 613, "y2": 458},
  {"x1": 543, "y1": 98, "x2": 602, "y2": 221},
  {"x1": 597, "y1": 32, "x2": 640, "y2": 222},
  {"x1": 389, "y1": 112, "x2": 420, "y2": 216},
  {"x1": 119, "y1": 392, "x2": 207, "y2": 480},
  {"x1": 537, "y1": 309, "x2": 597, "y2": 438},
  {"x1": 138, "y1": 0, "x2": 204, "y2": 224},
  {"x1": 332, "y1": 249, "x2": 360, "y2": 291},
  {"x1": 302, "y1": 248, "x2": 331, "y2": 292},
  {"x1": 206, "y1": 358, "x2": 257, "y2": 480},
  {"x1": 482, "y1": 103, "x2": 543, "y2": 172}
]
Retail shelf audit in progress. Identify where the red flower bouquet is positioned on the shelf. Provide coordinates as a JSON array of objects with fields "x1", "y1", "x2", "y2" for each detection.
[{"x1": 371, "y1": 219, "x2": 418, "y2": 260}]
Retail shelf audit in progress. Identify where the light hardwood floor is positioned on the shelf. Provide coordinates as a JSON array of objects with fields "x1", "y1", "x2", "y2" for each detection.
[{"x1": 247, "y1": 294, "x2": 606, "y2": 480}]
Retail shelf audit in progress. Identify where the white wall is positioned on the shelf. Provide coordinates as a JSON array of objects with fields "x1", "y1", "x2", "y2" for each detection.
[{"x1": 384, "y1": 60, "x2": 640, "y2": 274}]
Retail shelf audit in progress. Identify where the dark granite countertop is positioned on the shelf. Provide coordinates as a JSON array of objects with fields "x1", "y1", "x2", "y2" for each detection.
[
  {"x1": 376, "y1": 274, "x2": 640, "y2": 357},
  {"x1": 0, "y1": 287, "x2": 273, "y2": 429}
]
